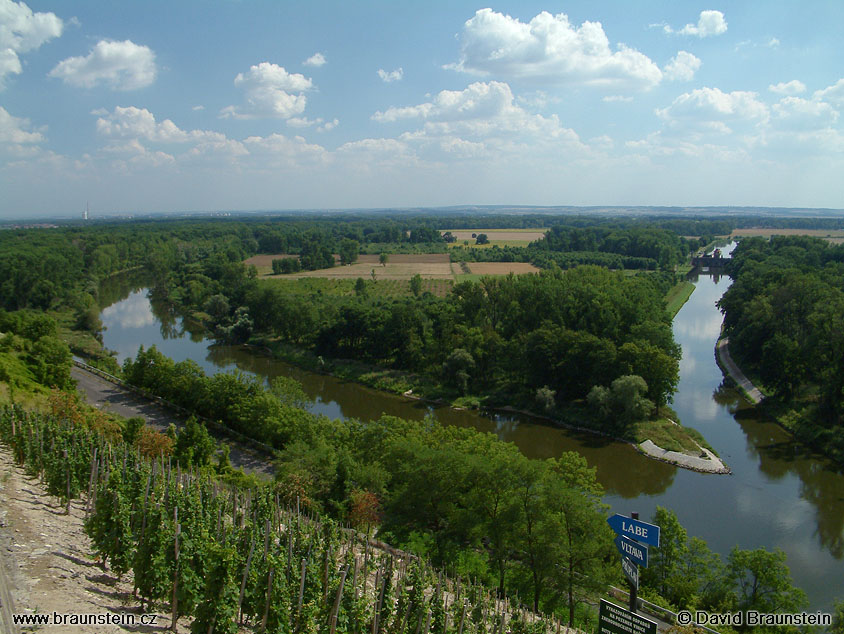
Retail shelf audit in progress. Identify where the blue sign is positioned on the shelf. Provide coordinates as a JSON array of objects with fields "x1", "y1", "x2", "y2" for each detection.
[
  {"x1": 621, "y1": 556, "x2": 638, "y2": 590},
  {"x1": 607, "y1": 514, "x2": 660, "y2": 547},
  {"x1": 615, "y1": 535, "x2": 648, "y2": 568}
]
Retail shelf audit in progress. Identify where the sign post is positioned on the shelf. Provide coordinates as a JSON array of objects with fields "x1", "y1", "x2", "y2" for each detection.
[
  {"x1": 621, "y1": 556, "x2": 638, "y2": 591},
  {"x1": 614, "y1": 534, "x2": 648, "y2": 568},
  {"x1": 607, "y1": 512, "x2": 660, "y2": 613},
  {"x1": 599, "y1": 599, "x2": 657, "y2": 634}
]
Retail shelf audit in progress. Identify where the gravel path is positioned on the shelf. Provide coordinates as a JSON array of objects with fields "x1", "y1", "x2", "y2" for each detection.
[
  {"x1": 70, "y1": 366, "x2": 274, "y2": 478},
  {"x1": 638, "y1": 440, "x2": 730, "y2": 474},
  {"x1": 0, "y1": 446, "x2": 187, "y2": 633},
  {"x1": 716, "y1": 338, "x2": 765, "y2": 405}
]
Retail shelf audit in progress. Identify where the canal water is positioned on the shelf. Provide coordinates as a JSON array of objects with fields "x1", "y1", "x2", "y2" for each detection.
[{"x1": 98, "y1": 264, "x2": 844, "y2": 612}]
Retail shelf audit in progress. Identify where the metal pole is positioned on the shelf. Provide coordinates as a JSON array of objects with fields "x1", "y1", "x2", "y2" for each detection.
[{"x1": 629, "y1": 512, "x2": 639, "y2": 613}]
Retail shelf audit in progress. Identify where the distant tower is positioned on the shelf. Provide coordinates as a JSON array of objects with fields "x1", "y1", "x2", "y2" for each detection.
[{"x1": 84, "y1": 202, "x2": 89, "y2": 221}]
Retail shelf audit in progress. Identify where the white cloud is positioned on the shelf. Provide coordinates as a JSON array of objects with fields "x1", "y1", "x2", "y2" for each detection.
[
  {"x1": 663, "y1": 51, "x2": 701, "y2": 82},
  {"x1": 221, "y1": 62, "x2": 313, "y2": 119},
  {"x1": 192, "y1": 105, "x2": 205, "y2": 111},
  {"x1": 285, "y1": 116, "x2": 339, "y2": 132},
  {"x1": 0, "y1": 105, "x2": 44, "y2": 143},
  {"x1": 49, "y1": 39, "x2": 156, "y2": 90},
  {"x1": 378, "y1": 67, "x2": 403, "y2": 83},
  {"x1": 303, "y1": 52, "x2": 326, "y2": 67},
  {"x1": 766, "y1": 38, "x2": 780, "y2": 49},
  {"x1": 0, "y1": 46, "x2": 21, "y2": 80},
  {"x1": 603, "y1": 95, "x2": 633, "y2": 103},
  {"x1": 318, "y1": 118, "x2": 338, "y2": 132},
  {"x1": 372, "y1": 81, "x2": 586, "y2": 164},
  {"x1": 656, "y1": 87, "x2": 768, "y2": 133},
  {"x1": 814, "y1": 79, "x2": 844, "y2": 106},
  {"x1": 769, "y1": 80, "x2": 806, "y2": 96},
  {"x1": 772, "y1": 97, "x2": 838, "y2": 131},
  {"x1": 335, "y1": 137, "x2": 421, "y2": 169},
  {"x1": 0, "y1": 0, "x2": 63, "y2": 86},
  {"x1": 666, "y1": 10, "x2": 728, "y2": 38},
  {"x1": 94, "y1": 106, "x2": 225, "y2": 144},
  {"x1": 446, "y1": 8, "x2": 663, "y2": 91},
  {"x1": 373, "y1": 81, "x2": 566, "y2": 137},
  {"x1": 243, "y1": 133, "x2": 327, "y2": 166}
]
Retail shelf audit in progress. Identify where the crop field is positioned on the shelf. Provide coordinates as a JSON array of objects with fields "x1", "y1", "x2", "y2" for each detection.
[
  {"x1": 444, "y1": 229, "x2": 547, "y2": 241},
  {"x1": 255, "y1": 253, "x2": 536, "y2": 295},
  {"x1": 265, "y1": 276, "x2": 454, "y2": 297},
  {"x1": 244, "y1": 253, "x2": 300, "y2": 276},
  {"x1": 465, "y1": 262, "x2": 541, "y2": 275},
  {"x1": 731, "y1": 228, "x2": 844, "y2": 242},
  {"x1": 262, "y1": 253, "x2": 453, "y2": 280},
  {"x1": 443, "y1": 228, "x2": 547, "y2": 248}
]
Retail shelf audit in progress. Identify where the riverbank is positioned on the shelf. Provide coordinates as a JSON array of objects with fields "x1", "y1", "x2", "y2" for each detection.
[
  {"x1": 716, "y1": 336, "x2": 844, "y2": 469},
  {"x1": 665, "y1": 280, "x2": 696, "y2": 318},
  {"x1": 715, "y1": 337, "x2": 765, "y2": 405},
  {"x1": 248, "y1": 342, "x2": 730, "y2": 474}
]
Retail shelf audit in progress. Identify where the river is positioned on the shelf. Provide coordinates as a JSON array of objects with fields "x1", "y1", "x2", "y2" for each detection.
[{"x1": 97, "y1": 263, "x2": 844, "y2": 612}]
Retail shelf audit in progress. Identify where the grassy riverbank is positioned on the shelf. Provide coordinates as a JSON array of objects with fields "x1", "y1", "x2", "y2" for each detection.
[
  {"x1": 251, "y1": 335, "x2": 717, "y2": 462},
  {"x1": 665, "y1": 280, "x2": 695, "y2": 318}
]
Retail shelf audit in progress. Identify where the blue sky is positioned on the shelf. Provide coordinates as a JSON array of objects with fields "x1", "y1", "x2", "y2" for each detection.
[{"x1": 1, "y1": 1, "x2": 843, "y2": 218}]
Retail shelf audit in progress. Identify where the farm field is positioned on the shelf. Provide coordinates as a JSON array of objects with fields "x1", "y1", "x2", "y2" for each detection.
[
  {"x1": 465, "y1": 262, "x2": 542, "y2": 275},
  {"x1": 731, "y1": 228, "x2": 844, "y2": 241},
  {"x1": 265, "y1": 276, "x2": 455, "y2": 297},
  {"x1": 253, "y1": 253, "x2": 540, "y2": 295},
  {"x1": 286, "y1": 253, "x2": 452, "y2": 279},
  {"x1": 443, "y1": 228, "x2": 547, "y2": 247},
  {"x1": 244, "y1": 253, "x2": 301, "y2": 276}
]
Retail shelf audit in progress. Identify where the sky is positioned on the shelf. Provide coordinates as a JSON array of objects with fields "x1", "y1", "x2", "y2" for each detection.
[{"x1": 1, "y1": 0, "x2": 843, "y2": 218}]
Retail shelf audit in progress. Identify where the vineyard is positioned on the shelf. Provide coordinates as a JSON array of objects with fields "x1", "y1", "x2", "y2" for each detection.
[
  {"x1": 0, "y1": 405, "x2": 578, "y2": 634},
  {"x1": 264, "y1": 277, "x2": 454, "y2": 298}
]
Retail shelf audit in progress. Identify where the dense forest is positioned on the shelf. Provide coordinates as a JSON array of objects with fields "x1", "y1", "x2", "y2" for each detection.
[{"x1": 718, "y1": 236, "x2": 844, "y2": 463}]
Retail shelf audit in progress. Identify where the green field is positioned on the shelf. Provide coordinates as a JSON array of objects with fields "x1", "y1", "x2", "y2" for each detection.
[{"x1": 263, "y1": 276, "x2": 454, "y2": 298}]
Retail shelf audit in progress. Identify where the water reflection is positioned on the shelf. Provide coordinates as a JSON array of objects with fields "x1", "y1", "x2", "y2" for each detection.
[{"x1": 101, "y1": 292, "x2": 155, "y2": 329}]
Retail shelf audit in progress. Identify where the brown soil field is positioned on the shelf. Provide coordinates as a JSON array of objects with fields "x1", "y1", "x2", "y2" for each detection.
[
  {"x1": 286, "y1": 260, "x2": 453, "y2": 279},
  {"x1": 444, "y1": 230, "x2": 546, "y2": 241},
  {"x1": 466, "y1": 262, "x2": 542, "y2": 275},
  {"x1": 731, "y1": 228, "x2": 844, "y2": 239},
  {"x1": 379, "y1": 253, "x2": 450, "y2": 263},
  {"x1": 243, "y1": 253, "x2": 299, "y2": 267}
]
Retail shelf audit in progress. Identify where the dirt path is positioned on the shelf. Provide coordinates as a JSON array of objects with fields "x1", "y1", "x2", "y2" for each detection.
[
  {"x1": 0, "y1": 445, "x2": 189, "y2": 634},
  {"x1": 70, "y1": 366, "x2": 274, "y2": 478}
]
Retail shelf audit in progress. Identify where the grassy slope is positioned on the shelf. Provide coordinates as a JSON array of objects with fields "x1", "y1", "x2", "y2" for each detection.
[{"x1": 665, "y1": 280, "x2": 695, "y2": 319}]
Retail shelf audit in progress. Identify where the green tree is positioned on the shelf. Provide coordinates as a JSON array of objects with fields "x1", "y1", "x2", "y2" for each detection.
[
  {"x1": 642, "y1": 507, "x2": 689, "y2": 602},
  {"x1": 831, "y1": 600, "x2": 844, "y2": 634},
  {"x1": 725, "y1": 547, "x2": 807, "y2": 616},
  {"x1": 339, "y1": 238, "x2": 360, "y2": 266},
  {"x1": 379, "y1": 253, "x2": 388, "y2": 266},
  {"x1": 545, "y1": 453, "x2": 614, "y2": 625},
  {"x1": 476, "y1": 233, "x2": 489, "y2": 245},
  {"x1": 174, "y1": 416, "x2": 217, "y2": 467},
  {"x1": 410, "y1": 273, "x2": 423, "y2": 297},
  {"x1": 28, "y1": 336, "x2": 73, "y2": 390},
  {"x1": 203, "y1": 294, "x2": 230, "y2": 324},
  {"x1": 442, "y1": 348, "x2": 475, "y2": 394},
  {"x1": 354, "y1": 277, "x2": 368, "y2": 297}
]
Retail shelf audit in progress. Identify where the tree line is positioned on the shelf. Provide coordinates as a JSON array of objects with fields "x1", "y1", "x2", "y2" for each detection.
[{"x1": 718, "y1": 235, "x2": 844, "y2": 464}]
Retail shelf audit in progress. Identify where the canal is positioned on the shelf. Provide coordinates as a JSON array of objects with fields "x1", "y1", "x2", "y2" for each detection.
[{"x1": 97, "y1": 262, "x2": 844, "y2": 612}]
